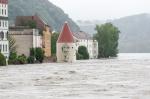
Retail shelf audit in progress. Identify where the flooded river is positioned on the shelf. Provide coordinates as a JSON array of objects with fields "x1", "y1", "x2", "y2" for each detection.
[{"x1": 0, "y1": 53, "x2": 150, "y2": 99}]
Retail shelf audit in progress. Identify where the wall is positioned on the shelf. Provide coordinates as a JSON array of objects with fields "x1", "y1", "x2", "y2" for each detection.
[
  {"x1": 42, "y1": 26, "x2": 51, "y2": 57},
  {"x1": 57, "y1": 43, "x2": 76, "y2": 63}
]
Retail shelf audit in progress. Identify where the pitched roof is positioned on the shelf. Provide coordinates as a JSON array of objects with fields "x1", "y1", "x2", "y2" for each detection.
[
  {"x1": 57, "y1": 22, "x2": 74, "y2": 43},
  {"x1": 0, "y1": 0, "x2": 8, "y2": 4}
]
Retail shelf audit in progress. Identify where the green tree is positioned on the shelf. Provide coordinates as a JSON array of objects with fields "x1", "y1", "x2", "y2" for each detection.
[
  {"x1": 8, "y1": 52, "x2": 17, "y2": 64},
  {"x1": 94, "y1": 23, "x2": 120, "y2": 58},
  {"x1": 0, "y1": 52, "x2": 6, "y2": 66},
  {"x1": 51, "y1": 32, "x2": 59, "y2": 55},
  {"x1": 77, "y1": 46, "x2": 89, "y2": 60},
  {"x1": 35, "y1": 48, "x2": 44, "y2": 63},
  {"x1": 27, "y1": 20, "x2": 37, "y2": 28}
]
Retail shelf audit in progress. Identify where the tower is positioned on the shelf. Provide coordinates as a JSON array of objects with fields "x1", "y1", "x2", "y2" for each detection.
[
  {"x1": 42, "y1": 25, "x2": 51, "y2": 57},
  {"x1": 57, "y1": 22, "x2": 76, "y2": 62},
  {"x1": 0, "y1": 0, "x2": 9, "y2": 59}
]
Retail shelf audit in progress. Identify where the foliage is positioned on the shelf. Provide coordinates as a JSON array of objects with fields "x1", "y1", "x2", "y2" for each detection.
[
  {"x1": 94, "y1": 23, "x2": 120, "y2": 58},
  {"x1": 0, "y1": 52, "x2": 6, "y2": 66},
  {"x1": 8, "y1": 52, "x2": 27, "y2": 65},
  {"x1": 17, "y1": 54, "x2": 27, "y2": 64},
  {"x1": 30, "y1": 48, "x2": 35, "y2": 57},
  {"x1": 27, "y1": 56, "x2": 35, "y2": 64},
  {"x1": 77, "y1": 46, "x2": 89, "y2": 60},
  {"x1": 9, "y1": 0, "x2": 80, "y2": 32},
  {"x1": 51, "y1": 32, "x2": 59, "y2": 55},
  {"x1": 27, "y1": 20, "x2": 37, "y2": 28},
  {"x1": 8, "y1": 52, "x2": 18, "y2": 64},
  {"x1": 76, "y1": 52, "x2": 83, "y2": 60},
  {"x1": 35, "y1": 48, "x2": 44, "y2": 63},
  {"x1": 8, "y1": 35, "x2": 17, "y2": 53}
]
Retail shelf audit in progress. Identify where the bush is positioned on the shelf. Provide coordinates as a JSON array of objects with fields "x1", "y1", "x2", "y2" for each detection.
[
  {"x1": 8, "y1": 53, "x2": 27, "y2": 65},
  {"x1": 0, "y1": 52, "x2": 6, "y2": 66},
  {"x1": 76, "y1": 52, "x2": 83, "y2": 60},
  {"x1": 17, "y1": 54, "x2": 27, "y2": 64},
  {"x1": 30, "y1": 48, "x2": 35, "y2": 56},
  {"x1": 35, "y1": 48, "x2": 44, "y2": 63},
  {"x1": 27, "y1": 56, "x2": 35, "y2": 64},
  {"x1": 8, "y1": 52, "x2": 18, "y2": 64},
  {"x1": 77, "y1": 46, "x2": 89, "y2": 60}
]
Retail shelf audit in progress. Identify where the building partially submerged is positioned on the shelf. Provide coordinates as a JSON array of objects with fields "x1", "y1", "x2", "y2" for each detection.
[
  {"x1": 9, "y1": 26, "x2": 42, "y2": 56},
  {"x1": 0, "y1": 0, "x2": 9, "y2": 59},
  {"x1": 10, "y1": 15, "x2": 52, "y2": 57},
  {"x1": 74, "y1": 31, "x2": 98, "y2": 59},
  {"x1": 57, "y1": 22, "x2": 76, "y2": 62}
]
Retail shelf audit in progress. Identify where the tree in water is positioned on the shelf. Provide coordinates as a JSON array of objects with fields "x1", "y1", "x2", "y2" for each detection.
[
  {"x1": 51, "y1": 32, "x2": 59, "y2": 55},
  {"x1": 77, "y1": 46, "x2": 89, "y2": 60},
  {"x1": 94, "y1": 23, "x2": 120, "y2": 58}
]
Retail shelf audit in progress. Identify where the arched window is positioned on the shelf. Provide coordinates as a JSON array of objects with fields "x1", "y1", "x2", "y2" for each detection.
[
  {"x1": 0, "y1": 31, "x2": 4, "y2": 40},
  {"x1": 6, "y1": 31, "x2": 8, "y2": 39}
]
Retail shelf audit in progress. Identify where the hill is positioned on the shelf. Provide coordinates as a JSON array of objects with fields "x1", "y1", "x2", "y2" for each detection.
[
  {"x1": 77, "y1": 14, "x2": 150, "y2": 53},
  {"x1": 8, "y1": 0, "x2": 80, "y2": 32}
]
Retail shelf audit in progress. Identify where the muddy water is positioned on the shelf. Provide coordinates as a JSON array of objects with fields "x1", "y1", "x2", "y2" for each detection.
[{"x1": 0, "y1": 54, "x2": 150, "y2": 99}]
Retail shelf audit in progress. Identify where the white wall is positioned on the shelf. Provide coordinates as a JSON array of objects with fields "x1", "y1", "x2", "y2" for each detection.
[
  {"x1": 33, "y1": 29, "x2": 42, "y2": 48},
  {"x1": 0, "y1": 3, "x2": 9, "y2": 59},
  {"x1": 75, "y1": 37, "x2": 98, "y2": 59},
  {"x1": 0, "y1": 4, "x2": 8, "y2": 17},
  {"x1": 57, "y1": 43, "x2": 76, "y2": 63}
]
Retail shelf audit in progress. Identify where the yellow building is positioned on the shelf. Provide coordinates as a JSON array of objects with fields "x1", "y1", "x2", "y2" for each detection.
[{"x1": 42, "y1": 25, "x2": 52, "y2": 57}]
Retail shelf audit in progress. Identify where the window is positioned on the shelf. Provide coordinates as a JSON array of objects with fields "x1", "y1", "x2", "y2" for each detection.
[
  {"x1": 6, "y1": 31, "x2": 8, "y2": 39},
  {"x1": 0, "y1": 44, "x2": 1, "y2": 52},
  {"x1": 5, "y1": 45, "x2": 7, "y2": 52},
  {"x1": 2, "y1": 9, "x2": 3, "y2": 15},
  {"x1": 0, "y1": 31, "x2": 4, "y2": 40},
  {"x1": 3, "y1": 21, "x2": 4, "y2": 27},
  {"x1": 5, "y1": 9, "x2": 6, "y2": 15},
  {"x1": 5, "y1": 21, "x2": 7, "y2": 27},
  {"x1": 3, "y1": 44, "x2": 4, "y2": 52}
]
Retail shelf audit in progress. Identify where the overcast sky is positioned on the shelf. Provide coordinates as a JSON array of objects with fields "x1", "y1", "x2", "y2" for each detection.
[{"x1": 49, "y1": 0, "x2": 150, "y2": 21}]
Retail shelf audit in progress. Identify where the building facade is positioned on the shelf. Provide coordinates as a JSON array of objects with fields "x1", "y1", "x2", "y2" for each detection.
[
  {"x1": 9, "y1": 26, "x2": 42, "y2": 56},
  {"x1": 74, "y1": 31, "x2": 98, "y2": 59},
  {"x1": 15, "y1": 15, "x2": 52, "y2": 57},
  {"x1": 0, "y1": 0, "x2": 9, "y2": 58},
  {"x1": 57, "y1": 22, "x2": 76, "y2": 62}
]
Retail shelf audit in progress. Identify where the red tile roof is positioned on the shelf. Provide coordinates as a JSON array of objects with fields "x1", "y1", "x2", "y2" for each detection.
[
  {"x1": 0, "y1": 0, "x2": 8, "y2": 4},
  {"x1": 57, "y1": 22, "x2": 74, "y2": 43}
]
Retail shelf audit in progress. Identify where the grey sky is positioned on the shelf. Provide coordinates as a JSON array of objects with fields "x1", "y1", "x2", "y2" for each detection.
[{"x1": 49, "y1": 0, "x2": 150, "y2": 21}]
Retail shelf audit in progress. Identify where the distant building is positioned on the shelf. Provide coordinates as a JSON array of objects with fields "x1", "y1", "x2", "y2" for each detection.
[
  {"x1": 74, "y1": 31, "x2": 98, "y2": 59},
  {"x1": 0, "y1": 0, "x2": 9, "y2": 59},
  {"x1": 14, "y1": 15, "x2": 52, "y2": 57},
  {"x1": 9, "y1": 26, "x2": 42, "y2": 56},
  {"x1": 57, "y1": 22, "x2": 76, "y2": 62}
]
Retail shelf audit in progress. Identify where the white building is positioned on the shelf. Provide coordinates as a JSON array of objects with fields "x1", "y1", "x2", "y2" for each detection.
[
  {"x1": 0, "y1": 0, "x2": 9, "y2": 59},
  {"x1": 57, "y1": 22, "x2": 76, "y2": 62},
  {"x1": 74, "y1": 31, "x2": 98, "y2": 59}
]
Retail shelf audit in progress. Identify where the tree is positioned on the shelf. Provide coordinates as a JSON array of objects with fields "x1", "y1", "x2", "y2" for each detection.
[
  {"x1": 35, "y1": 48, "x2": 44, "y2": 63},
  {"x1": 0, "y1": 52, "x2": 6, "y2": 66},
  {"x1": 77, "y1": 46, "x2": 89, "y2": 60},
  {"x1": 94, "y1": 23, "x2": 120, "y2": 58},
  {"x1": 51, "y1": 32, "x2": 59, "y2": 55}
]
